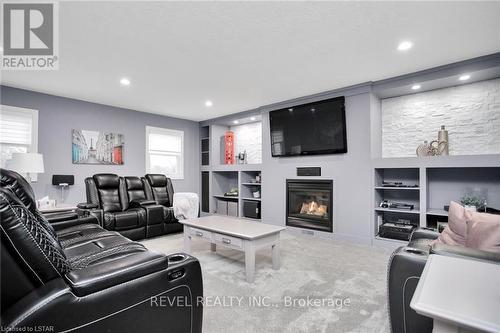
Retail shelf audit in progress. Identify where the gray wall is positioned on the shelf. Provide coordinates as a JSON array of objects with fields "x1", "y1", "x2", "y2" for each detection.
[
  {"x1": 259, "y1": 92, "x2": 373, "y2": 243},
  {"x1": 0, "y1": 85, "x2": 200, "y2": 204}
]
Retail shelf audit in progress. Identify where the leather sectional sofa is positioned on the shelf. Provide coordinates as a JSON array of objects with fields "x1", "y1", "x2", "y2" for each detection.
[
  {"x1": 0, "y1": 169, "x2": 203, "y2": 332},
  {"x1": 387, "y1": 228, "x2": 500, "y2": 333},
  {"x1": 80, "y1": 173, "x2": 183, "y2": 240}
]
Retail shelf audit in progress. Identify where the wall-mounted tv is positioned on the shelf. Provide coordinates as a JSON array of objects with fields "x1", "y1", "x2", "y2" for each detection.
[{"x1": 269, "y1": 96, "x2": 347, "y2": 157}]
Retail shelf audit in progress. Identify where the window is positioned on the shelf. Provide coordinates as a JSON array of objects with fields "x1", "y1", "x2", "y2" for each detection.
[
  {"x1": 0, "y1": 106, "x2": 39, "y2": 179},
  {"x1": 146, "y1": 126, "x2": 184, "y2": 179}
]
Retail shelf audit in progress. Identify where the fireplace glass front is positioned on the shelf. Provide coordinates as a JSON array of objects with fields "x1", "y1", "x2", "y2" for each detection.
[{"x1": 286, "y1": 179, "x2": 333, "y2": 232}]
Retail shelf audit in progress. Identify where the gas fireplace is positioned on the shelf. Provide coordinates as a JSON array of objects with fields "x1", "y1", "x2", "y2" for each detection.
[{"x1": 286, "y1": 179, "x2": 333, "y2": 232}]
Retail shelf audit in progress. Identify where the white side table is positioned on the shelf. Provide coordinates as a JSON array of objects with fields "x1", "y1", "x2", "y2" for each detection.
[{"x1": 411, "y1": 254, "x2": 500, "y2": 333}]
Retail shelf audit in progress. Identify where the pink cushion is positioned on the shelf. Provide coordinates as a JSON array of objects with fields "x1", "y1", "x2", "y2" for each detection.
[
  {"x1": 465, "y1": 210, "x2": 500, "y2": 253},
  {"x1": 433, "y1": 201, "x2": 467, "y2": 246}
]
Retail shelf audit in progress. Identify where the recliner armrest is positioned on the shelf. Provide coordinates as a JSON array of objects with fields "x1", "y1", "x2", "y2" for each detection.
[
  {"x1": 388, "y1": 245, "x2": 433, "y2": 333},
  {"x1": 431, "y1": 243, "x2": 500, "y2": 264},
  {"x1": 129, "y1": 199, "x2": 156, "y2": 208},
  {"x1": 76, "y1": 205, "x2": 103, "y2": 227},
  {"x1": 410, "y1": 227, "x2": 439, "y2": 242},
  {"x1": 45, "y1": 211, "x2": 79, "y2": 223},
  {"x1": 77, "y1": 202, "x2": 98, "y2": 209},
  {"x1": 50, "y1": 215, "x2": 99, "y2": 231},
  {"x1": 65, "y1": 250, "x2": 168, "y2": 296}
]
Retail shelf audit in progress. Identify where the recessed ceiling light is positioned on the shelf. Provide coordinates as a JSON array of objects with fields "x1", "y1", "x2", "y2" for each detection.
[
  {"x1": 397, "y1": 41, "x2": 413, "y2": 51},
  {"x1": 250, "y1": 116, "x2": 256, "y2": 121},
  {"x1": 459, "y1": 74, "x2": 470, "y2": 81},
  {"x1": 205, "y1": 100, "x2": 213, "y2": 107},
  {"x1": 120, "y1": 78, "x2": 131, "y2": 86},
  {"x1": 411, "y1": 84, "x2": 421, "y2": 90},
  {"x1": 233, "y1": 120, "x2": 239, "y2": 124}
]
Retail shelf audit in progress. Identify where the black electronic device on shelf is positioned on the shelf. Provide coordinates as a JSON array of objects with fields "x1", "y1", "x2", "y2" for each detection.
[
  {"x1": 243, "y1": 200, "x2": 261, "y2": 219},
  {"x1": 379, "y1": 200, "x2": 414, "y2": 210},
  {"x1": 378, "y1": 222, "x2": 416, "y2": 241},
  {"x1": 382, "y1": 181, "x2": 418, "y2": 188}
]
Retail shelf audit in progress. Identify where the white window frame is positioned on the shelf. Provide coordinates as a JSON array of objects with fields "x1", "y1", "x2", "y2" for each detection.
[
  {"x1": 145, "y1": 126, "x2": 184, "y2": 179},
  {"x1": 0, "y1": 105, "x2": 39, "y2": 180}
]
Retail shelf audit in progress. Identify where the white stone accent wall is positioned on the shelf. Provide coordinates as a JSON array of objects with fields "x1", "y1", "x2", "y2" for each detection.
[
  {"x1": 230, "y1": 122, "x2": 262, "y2": 164},
  {"x1": 381, "y1": 78, "x2": 500, "y2": 157}
]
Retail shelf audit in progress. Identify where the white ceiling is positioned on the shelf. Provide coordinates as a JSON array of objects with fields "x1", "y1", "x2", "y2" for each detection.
[{"x1": 2, "y1": 1, "x2": 500, "y2": 121}]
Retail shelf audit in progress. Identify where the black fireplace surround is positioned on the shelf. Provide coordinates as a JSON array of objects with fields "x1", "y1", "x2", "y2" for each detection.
[{"x1": 286, "y1": 179, "x2": 333, "y2": 232}]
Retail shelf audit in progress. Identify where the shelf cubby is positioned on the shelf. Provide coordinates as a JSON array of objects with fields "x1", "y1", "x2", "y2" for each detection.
[
  {"x1": 374, "y1": 168, "x2": 419, "y2": 188},
  {"x1": 373, "y1": 168, "x2": 421, "y2": 243},
  {"x1": 240, "y1": 171, "x2": 262, "y2": 200},
  {"x1": 426, "y1": 167, "x2": 500, "y2": 215},
  {"x1": 200, "y1": 126, "x2": 210, "y2": 166}
]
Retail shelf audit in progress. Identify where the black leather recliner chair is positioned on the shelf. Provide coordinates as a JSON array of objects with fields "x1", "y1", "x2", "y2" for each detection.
[
  {"x1": 144, "y1": 174, "x2": 183, "y2": 234},
  {"x1": 0, "y1": 169, "x2": 203, "y2": 332},
  {"x1": 124, "y1": 176, "x2": 165, "y2": 238},
  {"x1": 84, "y1": 174, "x2": 147, "y2": 240},
  {"x1": 388, "y1": 228, "x2": 500, "y2": 333}
]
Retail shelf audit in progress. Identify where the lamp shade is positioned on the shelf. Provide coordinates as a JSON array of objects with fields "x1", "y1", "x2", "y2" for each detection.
[{"x1": 8, "y1": 153, "x2": 44, "y2": 174}]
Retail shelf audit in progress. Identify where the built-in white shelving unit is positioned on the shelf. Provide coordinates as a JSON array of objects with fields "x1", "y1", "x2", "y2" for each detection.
[
  {"x1": 372, "y1": 157, "x2": 500, "y2": 248},
  {"x1": 199, "y1": 121, "x2": 263, "y2": 221}
]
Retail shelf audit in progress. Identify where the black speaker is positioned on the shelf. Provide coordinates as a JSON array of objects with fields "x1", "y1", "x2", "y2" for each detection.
[
  {"x1": 52, "y1": 175, "x2": 74, "y2": 186},
  {"x1": 243, "y1": 200, "x2": 261, "y2": 219},
  {"x1": 297, "y1": 167, "x2": 321, "y2": 176}
]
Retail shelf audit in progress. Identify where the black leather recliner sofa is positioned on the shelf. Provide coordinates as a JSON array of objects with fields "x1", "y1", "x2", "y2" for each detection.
[
  {"x1": 0, "y1": 169, "x2": 203, "y2": 332},
  {"x1": 82, "y1": 173, "x2": 183, "y2": 240},
  {"x1": 84, "y1": 174, "x2": 147, "y2": 240},
  {"x1": 388, "y1": 228, "x2": 500, "y2": 333}
]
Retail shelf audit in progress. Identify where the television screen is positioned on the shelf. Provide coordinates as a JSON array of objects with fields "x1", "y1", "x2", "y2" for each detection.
[{"x1": 269, "y1": 96, "x2": 347, "y2": 157}]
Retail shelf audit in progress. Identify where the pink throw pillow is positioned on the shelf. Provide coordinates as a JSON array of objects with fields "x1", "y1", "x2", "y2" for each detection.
[
  {"x1": 433, "y1": 201, "x2": 467, "y2": 246},
  {"x1": 465, "y1": 210, "x2": 500, "y2": 253}
]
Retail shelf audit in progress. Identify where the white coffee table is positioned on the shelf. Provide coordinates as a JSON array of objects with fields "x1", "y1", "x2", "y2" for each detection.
[
  {"x1": 411, "y1": 254, "x2": 500, "y2": 333},
  {"x1": 179, "y1": 215, "x2": 285, "y2": 283}
]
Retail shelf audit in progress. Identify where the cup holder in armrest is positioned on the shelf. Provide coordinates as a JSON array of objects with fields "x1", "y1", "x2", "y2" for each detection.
[
  {"x1": 404, "y1": 247, "x2": 426, "y2": 255},
  {"x1": 168, "y1": 253, "x2": 188, "y2": 263}
]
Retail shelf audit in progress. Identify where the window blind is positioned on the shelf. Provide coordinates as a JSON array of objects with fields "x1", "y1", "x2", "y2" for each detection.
[{"x1": 0, "y1": 109, "x2": 33, "y2": 145}]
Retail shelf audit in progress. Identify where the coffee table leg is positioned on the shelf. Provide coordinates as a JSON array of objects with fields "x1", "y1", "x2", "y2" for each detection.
[
  {"x1": 211, "y1": 243, "x2": 216, "y2": 252},
  {"x1": 245, "y1": 242, "x2": 255, "y2": 283},
  {"x1": 183, "y1": 226, "x2": 191, "y2": 253},
  {"x1": 272, "y1": 242, "x2": 280, "y2": 270}
]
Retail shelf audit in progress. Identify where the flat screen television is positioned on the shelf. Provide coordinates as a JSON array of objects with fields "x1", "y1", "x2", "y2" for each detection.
[{"x1": 269, "y1": 96, "x2": 347, "y2": 157}]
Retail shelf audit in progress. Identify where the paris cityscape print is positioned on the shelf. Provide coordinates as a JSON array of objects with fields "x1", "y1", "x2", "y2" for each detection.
[{"x1": 72, "y1": 129, "x2": 124, "y2": 165}]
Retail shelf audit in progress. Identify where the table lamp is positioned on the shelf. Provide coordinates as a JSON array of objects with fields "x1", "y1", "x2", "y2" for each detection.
[{"x1": 8, "y1": 153, "x2": 45, "y2": 182}]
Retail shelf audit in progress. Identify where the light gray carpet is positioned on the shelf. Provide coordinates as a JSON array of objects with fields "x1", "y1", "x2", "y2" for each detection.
[{"x1": 142, "y1": 232, "x2": 391, "y2": 333}]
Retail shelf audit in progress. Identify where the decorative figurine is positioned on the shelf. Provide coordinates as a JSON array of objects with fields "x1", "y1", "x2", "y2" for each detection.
[{"x1": 416, "y1": 125, "x2": 449, "y2": 157}]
